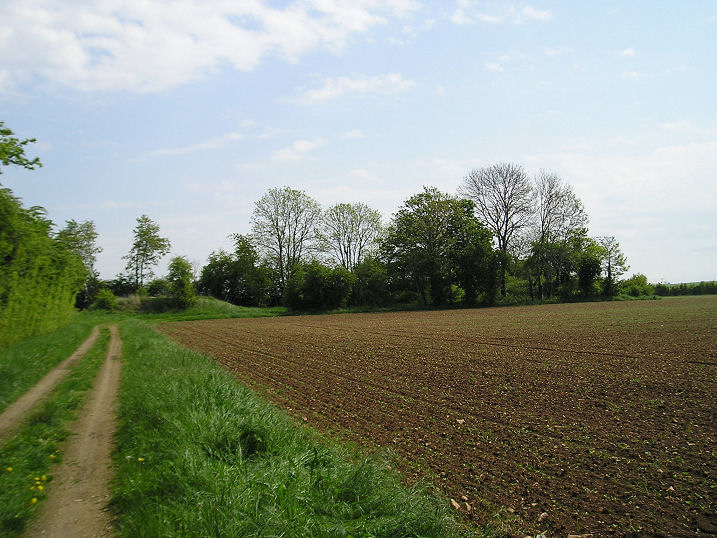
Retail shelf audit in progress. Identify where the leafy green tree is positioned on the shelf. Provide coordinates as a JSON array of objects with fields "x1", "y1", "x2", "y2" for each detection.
[
  {"x1": 251, "y1": 187, "x2": 322, "y2": 298},
  {"x1": 322, "y1": 202, "x2": 383, "y2": 270},
  {"x1": 284, "y1": 261, "x2": 355, "y2": 311},
  {"x1": 167, "y1": 256, "x2": 196, "y2": 308},
  {"x1": 56, "y1": 219, "x2": 102, "y2": 308},
  {"x1": 381, "y1": 187, "x2": 494, "y2": 306},
  {"x1": 0, "y1": 121, "x2": 42, "y2": 175},
  {"x1": 0, "y1": 188, "x2": 85, "y2": 346},
  {"x1": 621, "y1": 273, "x2": 654, "y2": 297},
  {"x1": 597, "y1": 236, "x2": 629, "y2": 297},
  {"x1": 351, "y1": 257, "x2": 391, "y2": 307},
  {"x1": 577, "y1": 240, "x2": 603, "y2": 298},
  {"x1": 123, "y1": 214, "x2": 171, "y2": 290}
]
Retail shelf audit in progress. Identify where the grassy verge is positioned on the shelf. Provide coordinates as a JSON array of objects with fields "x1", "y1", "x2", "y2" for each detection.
[
  {"x1": 136, "y1": 296, "x2": 286, "y2": 322},
  {"x1": 0, "y1": 327, "x2": 110, "y2": 535},
  {"x1": 0, "y1": 312, "x2": 109, "y2": 413},
  {"x1": 113, "y1": 319, "x2": 471, "y2": 537}
]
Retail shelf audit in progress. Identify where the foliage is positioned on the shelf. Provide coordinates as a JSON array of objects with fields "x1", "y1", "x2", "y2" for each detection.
[
  {"x1": 56, "y1": 219, "x2": 102, "y2": 308},
  {"x1": 92, "y1": 289, "x2": 119, "y2": 311},
  {"x1": 111, "y1": 320, "x2": 467, "y2": 537},
  {"x1": 251, "y1": 187, "x2": 322, "y2": 297},
  {"x1": 654, "y1": 280, "x2": 717, "y2": 296},
  {"x1": 0, "y1": 188, "x2": 86, "y2": 348},
  {"x1": 619, "y1": 273, "x2": 654, "y2": 297},
  {"x1": 321, "y1": 202, "x2": 383, "y2": 270},
  {"x1": 597, "y1": 236, "x2": 629, "y2": 297},
  {"x1": 198, "y1": 236, "x2": 271, "y2": 307},
  {"x1": 351, "y1": 257, "x2": 391, "y2": 307},
  {"x1": 381, "y1": 187, "x2": 495, "y2": 306},
  {"x1": 284, "y1": 261, "x2": 356, "y2": 311},
  {"x1": 166, "y1": 256, "x2": 196, "y2": 308},
  {"x1": 0, "y1": 121, "x2": 41, "y2": 175},
  {"x1": 122, "y1": 215, "x2": 171, "y2": 290}
]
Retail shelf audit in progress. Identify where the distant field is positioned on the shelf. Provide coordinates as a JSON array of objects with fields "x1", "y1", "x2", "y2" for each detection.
[{"x1": 158, "y1": 296, "x2": 717, "y2": 536}]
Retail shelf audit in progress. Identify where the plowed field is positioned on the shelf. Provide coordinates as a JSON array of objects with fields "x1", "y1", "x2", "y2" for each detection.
[{"x1": 158, "y1": 296, "x2": 717, "y2": 536}]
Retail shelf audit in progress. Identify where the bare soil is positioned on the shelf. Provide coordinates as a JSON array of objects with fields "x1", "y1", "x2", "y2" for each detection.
[
  {"x1": 24, "y1": 325, "x2": 122, "y2": 537},
  {"x1": 159, "y1": 297, "x2": 717, "y2": 536},
  {"x1": 0, "y1": 326, "x2": 100, "y2": 447}
]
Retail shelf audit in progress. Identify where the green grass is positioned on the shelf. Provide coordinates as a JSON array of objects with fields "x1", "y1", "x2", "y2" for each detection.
[
  {"x1": 112, "y1": 319, "x2": 472, "y2": 537},
  {"x1": 0, "y1": 312, "x2": 109, "y2": 413},
  {"x1": 0, "y1": 327, "x2": 110, "y2": 535},
  {"x1": 134, "y1": 296, "x2": 286, "y2": 322}
]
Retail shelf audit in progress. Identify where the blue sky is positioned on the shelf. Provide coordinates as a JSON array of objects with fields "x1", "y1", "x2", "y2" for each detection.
[{"x1": 2, "y1": 1, "x2": 715, "y2": 283}]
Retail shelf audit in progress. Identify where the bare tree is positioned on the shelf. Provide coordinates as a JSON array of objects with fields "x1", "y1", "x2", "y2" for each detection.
[
  {"x1": 322, "y1": 202, "x2": 383, "y2": 271},
  {"x1": 251, "y1": 186, "x2": 322, "y2": 295},
  {"x1": 459, "y1": 162, "x2": 533, "y2": 296},
  {"x1": 532, "y1": 171, "x2": 588, "y2": 298}
]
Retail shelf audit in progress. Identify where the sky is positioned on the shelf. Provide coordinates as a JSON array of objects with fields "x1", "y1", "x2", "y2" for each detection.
[{"x1": 1, "y1": 0, "x2": 715, "y2": 284}]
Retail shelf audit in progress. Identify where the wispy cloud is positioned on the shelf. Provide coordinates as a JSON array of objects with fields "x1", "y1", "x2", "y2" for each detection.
[
  {"x1": 152, "y1": 132, "x2": 244, "y2": 156},
  {"x1": 622, "y1": 71, "x2": 642, "y2": 80},
  {"x1": 342, "y1": 129, "x2": 365, "y2": 139},
  {"x1": 450, "y1": 3, "x2": 551, "y2": 25},
  {"x1": 619, "y1": 48, "x2": 636, "y2": 57},
  {"x1": 272, "y1": 138, "x2": 326, "y2": 161},
  {"x1": 292, "y1": 73, "x2": 416, "y2": 104}
]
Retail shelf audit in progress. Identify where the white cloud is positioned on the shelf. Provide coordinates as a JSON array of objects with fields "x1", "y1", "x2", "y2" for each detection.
[
  {"x1": 292, "y1": 73, "x2": 416, "y2": 104},
  {"x1": 545, "y1": 47, "x2": 573, "y2": 56},
  {"x1": 0, "y1": 1, "x2": 418, "y2": 93},
  {"x1": 450, "y1": 3, "x2": 551, "y2": 25},
  {"x1": 342, "y1": 129, "x2": 365, "y2": 139},
  {"x1": 450, "y1": 9, "x2": 473, "y2": 25},
  {"x1": 521, "y1": 6, "x2": 552, "y2": 22},
  {"x1": 152, "y1": 132, "x2": 244, "y2": 156},
  {"x1": 485, "y1": 63, "x2": 504, "y2": 72},
  {"x1": 272, "y1": 138, "x2": 326, "y2": 160},
  {"x1": 622, "y1": 71, "x2": 642, "y2": 80},
  {"x1": 619, "y1": 48, "x2": 636, "y2": 57}
]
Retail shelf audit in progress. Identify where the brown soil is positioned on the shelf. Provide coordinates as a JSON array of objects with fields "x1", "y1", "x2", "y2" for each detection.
[
  {"x1": 24, "y1": 325, "x2": 122, "y2": 537},
  {"x1": 0, "y1": 326, "x2": 100, "y2": 446},
  {"x1": 159, "y1": 297, "x2": 717, "y2": 537}
]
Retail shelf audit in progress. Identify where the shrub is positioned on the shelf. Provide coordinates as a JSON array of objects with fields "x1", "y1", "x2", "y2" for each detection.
[{"x1": 92, "y1": 288, "x2": 119, "y2": 311}]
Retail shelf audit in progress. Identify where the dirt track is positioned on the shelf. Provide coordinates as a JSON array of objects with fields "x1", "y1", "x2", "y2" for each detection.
[
  {"x1": 22, "y1": 325, "x2": 122, "y2": 537},
  {"x1": 0, "y1": 326, "x2": 100, "y2": 446}
]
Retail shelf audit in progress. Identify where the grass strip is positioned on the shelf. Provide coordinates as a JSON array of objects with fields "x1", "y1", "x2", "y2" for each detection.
[
  {"x1": 136, "y1": 296, "x2": 287, "y2": 322},
  {"x1": 0, "y1": 312, "x2": 109, "y2": 413},
  {"x1": 0, "y1": 326, "x2": 110, "y2": 535},
  {"x1": 113, "y1": 319, "x2": 472, "y2": 537}
]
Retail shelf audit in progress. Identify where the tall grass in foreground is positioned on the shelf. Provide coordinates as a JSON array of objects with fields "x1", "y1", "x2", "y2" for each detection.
[
  {"x1": 0, "y1": 312, "x2": 108, "y2": 413},
  {"x1": 113, "y1": 320, "x2": 471, "y2": 537},
  {"x1": 0, "y1": 328, "x2": 109, "y2": 535}
]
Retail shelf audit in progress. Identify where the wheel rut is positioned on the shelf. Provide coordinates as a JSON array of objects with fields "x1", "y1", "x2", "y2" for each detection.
[{"x1": 24, "y1": 324, "x2": 122, "y2": 537}]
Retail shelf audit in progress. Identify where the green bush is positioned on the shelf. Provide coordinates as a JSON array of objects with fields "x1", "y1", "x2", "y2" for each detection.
[
  {"x1": 92, "y1": 288, "x2": 119, "y2": 311},
  {"x1": 284, "y1": 261, "x2": 356, "y2": 311}
]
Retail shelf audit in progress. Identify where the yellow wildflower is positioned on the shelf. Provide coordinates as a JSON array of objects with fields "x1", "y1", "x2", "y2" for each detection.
[
  {"x1": 31, "y1": 498, "x2": 37, "y2": 504},
  {"x1": 137, "y1": 457, "x2": 145, "y2": 462},
  {"x1": 37, "y1": 485, "x2": 44, "y2": 491},
  {"x1": 6, "y1": 467, "x2": 12, "y2": 472},
  {"x1": 42, "y1": 475, "x2": 47, "y2": 481}
]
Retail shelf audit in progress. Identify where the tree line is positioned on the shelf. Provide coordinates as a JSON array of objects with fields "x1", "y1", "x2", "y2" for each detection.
[
  {"x1": 104, "y1": 165, "x2": 637, "y2": 312},
  {"x1": 0, "y1": 119, "x2": 655, "y2": 334}
]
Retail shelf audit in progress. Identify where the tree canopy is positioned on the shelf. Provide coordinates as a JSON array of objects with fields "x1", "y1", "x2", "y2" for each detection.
[
  {"x1": 0, "y1": 121, "x2": 42, "y2": 175},
  {"x1": 123, "y1": 214, "x2": 171, "y2": 289}
]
